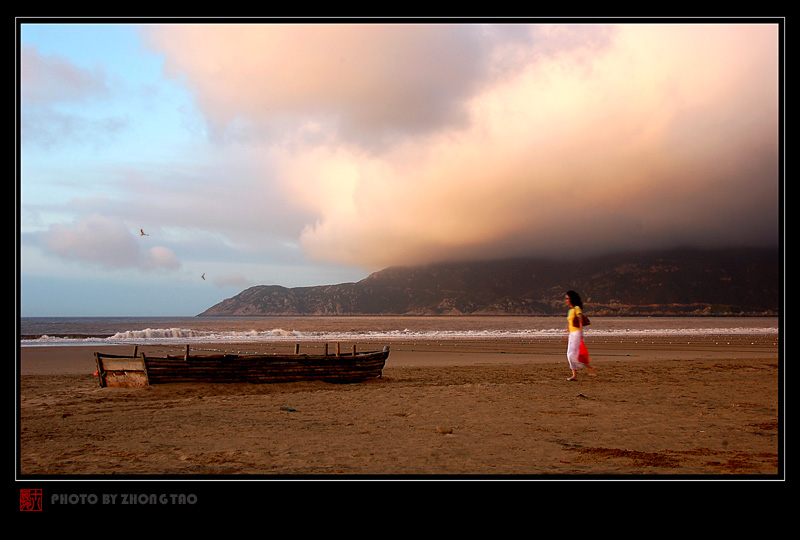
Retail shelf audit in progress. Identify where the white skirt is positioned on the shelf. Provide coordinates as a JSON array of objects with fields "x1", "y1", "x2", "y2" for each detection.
[{"x1": 567, "y1": 329, "x2": 584, "y2": 370}]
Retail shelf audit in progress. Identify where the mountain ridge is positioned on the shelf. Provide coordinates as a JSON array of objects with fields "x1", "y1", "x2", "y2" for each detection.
[{"x1": 198, "y1": 247, "x2": 780, "y2": 317}]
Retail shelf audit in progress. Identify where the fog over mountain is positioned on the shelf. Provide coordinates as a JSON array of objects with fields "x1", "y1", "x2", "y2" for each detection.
[{"x1": 199, "y1": 247, "x2": 779, "y2": 317}]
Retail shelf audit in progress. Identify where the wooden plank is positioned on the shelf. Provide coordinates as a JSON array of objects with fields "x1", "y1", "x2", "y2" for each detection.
[
  {"x1": 95, "y1": 352, "x2": 150, "y2": 387},
  {"x1": 103, "y1": 371, "x2": 149, "y2": 388},
  {"x1": 94, "y1": 352, "x2": 105, "y2": 388},
  {"x1": 99, "y1": 357, "x2": 146, "y2": 372}
]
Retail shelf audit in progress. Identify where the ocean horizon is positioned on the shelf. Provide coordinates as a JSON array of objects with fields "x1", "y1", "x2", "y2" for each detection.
[{"x1": 19, "y1": 315, "x2": 780, "y2": 348}]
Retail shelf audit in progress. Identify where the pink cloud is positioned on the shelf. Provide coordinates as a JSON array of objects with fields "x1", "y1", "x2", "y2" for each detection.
[
  {"x1": 43, "y1": 214, "x2": 181, "y2": 271},
  {"x1": 144, "y1": 23, "x2": 779, "y2": 269},
  {"x1": 21, "y1": 44, "x2": 109, "y2": 104}
]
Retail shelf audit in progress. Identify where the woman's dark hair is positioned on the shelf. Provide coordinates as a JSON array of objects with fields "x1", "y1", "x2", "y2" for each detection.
[{"x1": 566, "y1": 290, "x2": 583, "y2": 309}]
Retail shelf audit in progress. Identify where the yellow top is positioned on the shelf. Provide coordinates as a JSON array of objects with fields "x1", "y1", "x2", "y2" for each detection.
[{"x1": 568, "y1": 306, "x2": 583, "y2": 332}]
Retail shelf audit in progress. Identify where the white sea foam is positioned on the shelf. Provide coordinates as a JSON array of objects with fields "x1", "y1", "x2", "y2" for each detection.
[{"x1": 21, "y1": 325, "x2": 778, "y2": 347}]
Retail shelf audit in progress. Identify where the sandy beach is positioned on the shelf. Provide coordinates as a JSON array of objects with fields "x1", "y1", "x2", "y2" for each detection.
[{"x1": 18, "y1": 334, "x2": 781, "y2": 478}]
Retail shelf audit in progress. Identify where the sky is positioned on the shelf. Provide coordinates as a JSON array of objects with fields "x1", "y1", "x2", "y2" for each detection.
[{"x1": 17, "y1": 19, "x2": 782, "y2": 317}]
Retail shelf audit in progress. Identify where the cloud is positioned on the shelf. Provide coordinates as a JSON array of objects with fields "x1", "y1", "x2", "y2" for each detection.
[
  {"x1": 144, "y1": 24, "x2": 506, "y2": 150},
  {"x1": 141, "y1": 245, "x2": 182, "y2": 271},
  {"x1": 43, "y1": 214, "x2": 181, "y2": 271},
  {"x1": 20, "y1": 44, "x2": 129, "y2": 148},
  {"x1": 144, "y1": 23, "x2": 779, "y2": 270},
  {"x1": 21, "y1": 44, "x2": 110, "y2": 104}
]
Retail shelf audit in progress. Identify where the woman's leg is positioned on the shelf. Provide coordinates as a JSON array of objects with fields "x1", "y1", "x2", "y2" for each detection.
[{"x1": 566, "y1": 330, "x2": 581, "y2": 380}]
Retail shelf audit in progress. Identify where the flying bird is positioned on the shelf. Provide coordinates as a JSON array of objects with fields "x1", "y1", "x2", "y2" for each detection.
[
  {"x1": 140, "y1": 229, "x2": 149, "y2": 236},
  {"x1": 201, "y1": 273, "x2": 205, "y2": 280}
]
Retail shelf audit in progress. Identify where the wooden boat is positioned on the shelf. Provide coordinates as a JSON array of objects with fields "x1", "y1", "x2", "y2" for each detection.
[{"x1": 94, "y1": 344, "x2": 390, "y2": 388}]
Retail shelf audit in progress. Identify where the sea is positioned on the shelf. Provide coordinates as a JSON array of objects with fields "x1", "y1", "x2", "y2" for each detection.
[{"x1": 18, "y1": 315, "x2": 780, "y2": 348}]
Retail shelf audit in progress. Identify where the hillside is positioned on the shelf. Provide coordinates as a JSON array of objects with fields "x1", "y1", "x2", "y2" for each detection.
[{"x1": 198, "y1": 247, "x2": 780, "y2": 317}]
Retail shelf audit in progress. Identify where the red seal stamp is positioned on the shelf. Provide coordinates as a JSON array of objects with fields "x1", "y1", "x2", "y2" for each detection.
[{"x1": 20, "y1": 489, "x2": 43, "y2": 511}]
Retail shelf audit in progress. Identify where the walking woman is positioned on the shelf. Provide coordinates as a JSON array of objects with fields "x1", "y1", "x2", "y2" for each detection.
[{"x1": 565, "y1": 290, "x2": 596, "y2": 381}]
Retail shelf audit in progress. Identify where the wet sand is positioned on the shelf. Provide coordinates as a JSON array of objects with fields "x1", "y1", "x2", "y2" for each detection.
[{"x1": 18, "y1": 334, "x2": 781, "y2": 477}]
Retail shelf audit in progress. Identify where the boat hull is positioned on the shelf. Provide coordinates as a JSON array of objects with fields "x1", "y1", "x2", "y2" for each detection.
[{"x1": 95, "y1": 347, "x2": 389, "y2": 387}]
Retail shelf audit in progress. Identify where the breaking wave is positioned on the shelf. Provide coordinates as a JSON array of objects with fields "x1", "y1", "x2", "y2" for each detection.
[{"x1": 21, "y1": 325, "x2": 778, "y2": 347}]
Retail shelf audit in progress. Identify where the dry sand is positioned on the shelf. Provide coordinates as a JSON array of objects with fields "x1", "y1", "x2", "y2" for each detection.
[{"x1": 18, "y1": 335, "x2": 781, "y2": 478}]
